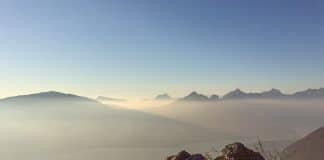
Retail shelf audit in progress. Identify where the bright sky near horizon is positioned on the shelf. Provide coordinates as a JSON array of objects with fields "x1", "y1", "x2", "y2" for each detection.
[{"x1": 0, "y1": 0, "x2": 323, "y2": 100}]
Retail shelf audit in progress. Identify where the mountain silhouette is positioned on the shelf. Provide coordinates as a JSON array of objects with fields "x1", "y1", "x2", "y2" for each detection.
[
  {"x1": 0, "y1": 91, "x2": 96, "y2": 103},
  {"x1": 222, "y1": 89, "x2": 250, "y2": 99},
  {"x1": 180, "y1": 91, "x2": 209, "y2": 101},
  {"x1": 222, "y1": 88, "x2": 286, "y2": 99},
  {"x1": 155, "y1": 93, "x2": 172, "y2": 101},
  {"x1": 222, "y1": 88, "x2": 324, "y2": 100},
  {"x1": 259, "y1": 88, "x2": 285, "y2": 98},
  {"x1": 292, "y1": 88, "x2": 324, "y2": 98}
]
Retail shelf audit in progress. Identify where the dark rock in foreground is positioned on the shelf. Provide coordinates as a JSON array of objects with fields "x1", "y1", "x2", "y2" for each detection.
[
  {"x1": 166, "y1": 142, "x2": 264, "y2": 160},
  {"x1": 166, "y1": 150, "x2": 206, "y2": 160},
  {"x1": 215, "y1": 142, "x2": 265, "y2": 160},
  {"x1": 186, "y1": 154, "x2": 207, "y2": 160}
]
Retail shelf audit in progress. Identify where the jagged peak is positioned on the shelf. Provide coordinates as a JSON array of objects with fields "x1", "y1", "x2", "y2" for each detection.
[{"x1": 180, "y1": 91, "x2": 209, "y2": 101}]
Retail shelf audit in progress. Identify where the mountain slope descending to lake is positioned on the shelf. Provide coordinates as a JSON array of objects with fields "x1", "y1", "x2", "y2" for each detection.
[{"x1": 281, "y1": 126, "x2": 324, "y2": 160}]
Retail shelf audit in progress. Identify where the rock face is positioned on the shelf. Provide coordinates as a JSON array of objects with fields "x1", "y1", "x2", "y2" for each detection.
[
  {"x1": 215, "y1": 142, "x2": 265, "y2": 160},
  {"x1": 166, "y1": 150, "x2": 206, "y2": 160}
]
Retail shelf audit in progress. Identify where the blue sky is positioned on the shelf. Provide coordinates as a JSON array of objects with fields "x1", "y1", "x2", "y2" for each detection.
[{"x1": 0, "y1": 0, "x2": 323, "y2": 99}]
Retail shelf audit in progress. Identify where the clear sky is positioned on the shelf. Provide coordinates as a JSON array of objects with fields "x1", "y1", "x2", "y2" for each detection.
[{"x1": 0, "y1": 0, "x2": 323, "y2": 99}]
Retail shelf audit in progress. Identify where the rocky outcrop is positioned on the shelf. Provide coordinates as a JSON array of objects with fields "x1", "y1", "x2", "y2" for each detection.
[
  {"x1": 166, "y1": 150, "x2": 206, "y2": 160},
  {"x1": 166, "y1": 142, "x2": 264, "y2": 160},
  {"x1": 215, "y1": 142, "x2": 265, "y2": 160},
  {"x1": 186, "y1": 154, "x2": 206, "y2": 160}
]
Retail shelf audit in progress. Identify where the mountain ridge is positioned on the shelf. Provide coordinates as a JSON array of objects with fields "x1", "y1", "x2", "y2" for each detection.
[
  {"x1": 179, "y1": 91, "x2": 210, "y2": 101},
  {"x1": 175, "y1": 88, "x2": 324, "y2": 102}
]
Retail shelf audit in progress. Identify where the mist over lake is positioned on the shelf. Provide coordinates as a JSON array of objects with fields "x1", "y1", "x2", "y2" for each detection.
[
  {"x1": 0, "y1": 92, "x2": 233, "y2": 160},
  {"x1": 0, "y1": 92, "x2": 323, "y2": 160}
]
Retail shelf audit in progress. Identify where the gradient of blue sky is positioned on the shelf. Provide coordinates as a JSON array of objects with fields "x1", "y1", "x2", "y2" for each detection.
[{"x1": 0, "y1": 0, "x2": 323, "y2": 99}]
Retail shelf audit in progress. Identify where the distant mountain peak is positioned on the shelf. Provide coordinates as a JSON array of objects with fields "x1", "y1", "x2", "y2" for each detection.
[
  {"x1": 36, "y1": 91, "x2": 72, "y2": 97},
  {"x1": 188, "y1": 91, "x2": 199, "y2": 96},
  {"x1": 260, "y1": 88, "x2": 284, "y2": 97},
  {"x1": 0, "y1": 91, "x2": 96, "y2": 103},
  {"x1": 155, "y1": 93, "x2": 172, "y2": 101},
  {"x1": 180, "y1": 91, "x2": 209, "y2": 101},
  {"x1": 233, "y1": 88, "x2": 244, "y2": 94},
  {"x1": 293, "y1": 88, "x2": 324, "y2": 98},
  {"x1": 222, "y1": 88, "x2": 247, "y2": 99},
  {"x1": 223, "y1": 88, "x2": 288, "y2": 100},
  {"x1": 234, "y1": 88, "x2": 242, "y2": 92}
]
